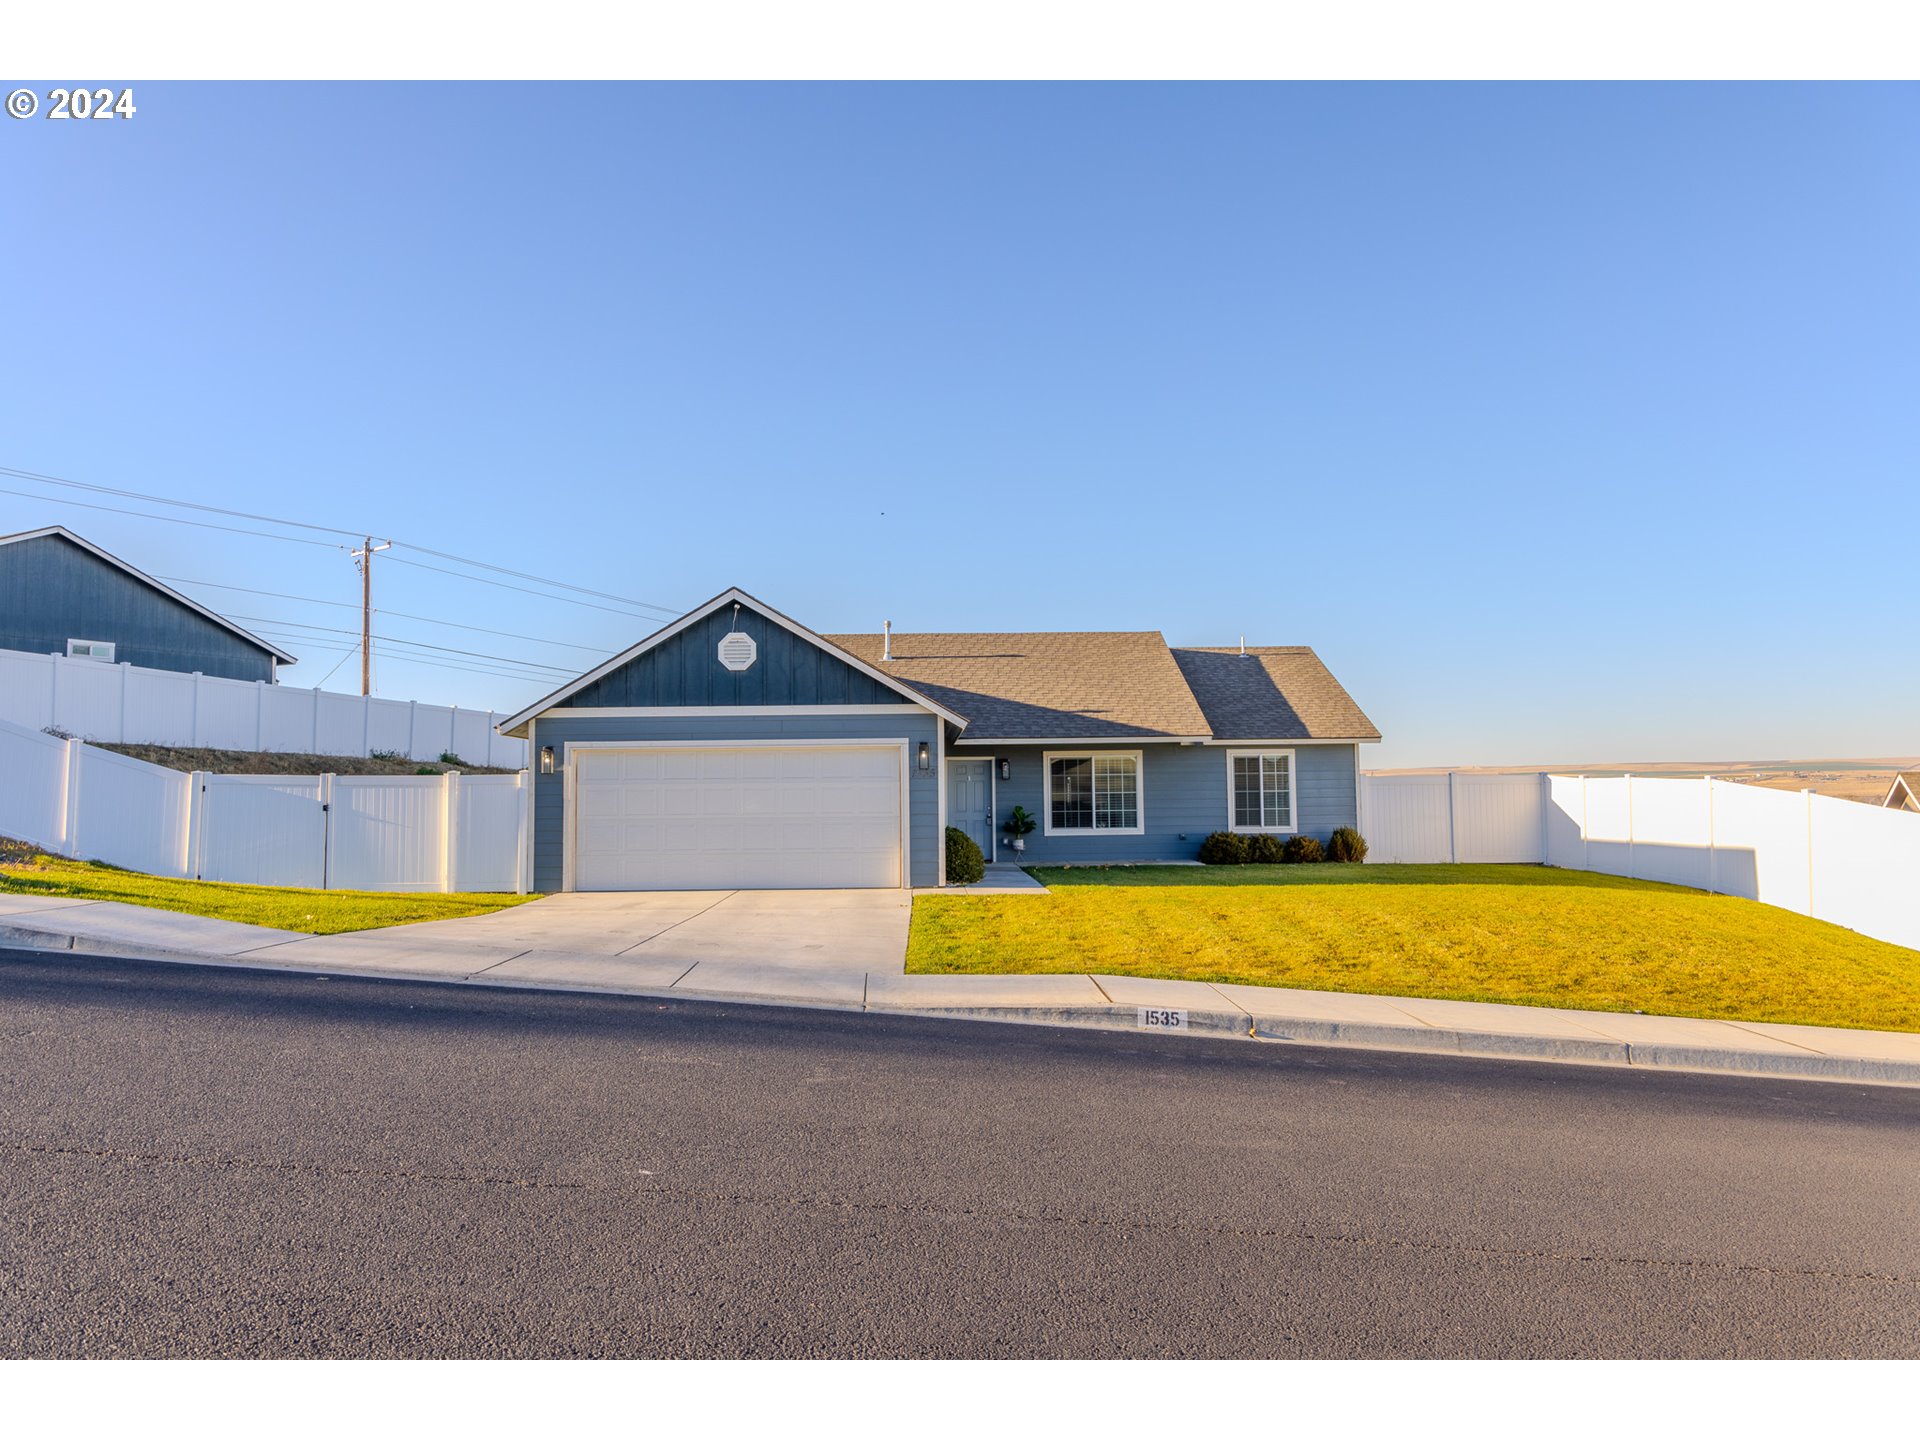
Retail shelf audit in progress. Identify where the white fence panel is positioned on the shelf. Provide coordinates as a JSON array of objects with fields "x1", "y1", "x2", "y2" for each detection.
[
  {"x1": 1359, "y1": 774, "x2": 1453, "y2": 862},
  {"x1": 365, "y1": 698, "x2": 413, "y2": 757},
  {"x1": 449, "y1": 775, "x2": 527, "y2": 893},
  {"x1": 52, "y1": 659, "x2": 123, "y2": 741},
  {"x1": 409, "y1": 705, "x2": 456, "y2": 763},
  {"x1": 0, "y1": 651, "x2": 55, "y2": 729},
  {"x1": 1452, "y1": 774, "x2": 1544, "y2": 863},
  {"x1": 1810, "y1": 794, "x2": 1920, "y2": 952},
  {"x1": 1580, "y1": 776, "x2": 1633, "y2": 876},
  {"x1": 197, "y1": 776, "x2": 327, "y2": 888},
  {"x1": 0, "y1": 647, "x2": 525, "y2": 768},
  {"x1": 1625, "y1": 777, "x2": 1713, "y2": 891},
  {"x1": 1709, "y1": 777, "x2": 1807, "y2": 911},
  {"x1": 260, "y1": 683, "x2": 317, "y2": 752},
  {"x1": 72, "y1": 745, "x2": 191, "y2": 876},
  {"x1": 0, "y1": 721, "x2": 73, "y2": 852},
  {"x1": 327, "y1": 776, "x2": 446, "y2": 893},
  {"x1": 1544, "y1": 775, "x2": 1587, "y2": 869},
  {"x1": 196, "y1": 677, "x2": 261, "y2": 750},
  {"x1": 124, "y1": 665, "x2": 198, "y2": 747}
]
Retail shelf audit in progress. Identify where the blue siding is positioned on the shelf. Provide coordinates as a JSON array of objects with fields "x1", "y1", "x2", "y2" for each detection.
[
  {"x1": 976, "y1": 742, "x2": 1359, "y2": 865},
  {"x1": 531, "y1": 712, "x2": 941, "y2": 891},
  {"x1": 562, "y1": 601, "x2": 898, "y2": 709},
  {"x1": 0, "y1": 533, "x2": 278, "y2": 682}
]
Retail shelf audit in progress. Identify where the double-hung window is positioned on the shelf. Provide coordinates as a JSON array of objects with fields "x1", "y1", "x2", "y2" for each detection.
[
  {"x1": 1228, "y1": 749, "x2": 1295, "y2": 832},
  {"x1": 1044, "y1": 750, "x2": 1143, "y2": 835}
]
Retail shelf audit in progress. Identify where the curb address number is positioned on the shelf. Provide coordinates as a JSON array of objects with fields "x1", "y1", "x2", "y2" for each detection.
[{"x1": 1137, "y1": 1007, "x2": 1189, "y2": 1031}]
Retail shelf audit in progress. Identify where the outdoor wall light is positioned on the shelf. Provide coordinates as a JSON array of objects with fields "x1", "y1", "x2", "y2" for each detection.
[
  {"x1": 917, "y1": 741, "x2": 931, "y2": 772},
  {"x1": 539, "y1": 745, "x2": 556, "y2": 775},
  {"x1": 998, "y1": 757, "x2": 1010, "y2": 781}
]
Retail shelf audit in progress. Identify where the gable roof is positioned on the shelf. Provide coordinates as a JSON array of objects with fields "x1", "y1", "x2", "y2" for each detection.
[
  {"x1": 1885, "y1": 773, "x2": 1920, "y2": 810},
  {"x1": 823, "y1": 631, "x2": 1214, "y2": 742},
  {"x1": 1170, "y1": 646, "x2": 1381, "y2": 742},
  {"x1": 497, "y1": 587, "x2": 968, "y2": 736},
  {"x1": 0, "y1": 525, "x2": 297, "y2": 664}
]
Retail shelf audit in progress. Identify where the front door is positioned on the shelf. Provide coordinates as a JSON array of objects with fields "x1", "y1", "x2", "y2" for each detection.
[{"x1": 947, "y1": 758, "x2": 994, "y2": 862}]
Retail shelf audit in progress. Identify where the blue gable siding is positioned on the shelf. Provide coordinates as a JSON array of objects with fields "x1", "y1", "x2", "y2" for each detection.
[
  {"x1": 0, "y1": 533, "x2": 278, "y2": 683},
  {"x1": 530, "y1": 712, "x2": 941, "y2": 891},
  {"x1": 560, "y1": 602, "x2": 899, "y2": 709},
  {"x1": 977, "y1": 742, "x2": 1359, "y2": 865}
]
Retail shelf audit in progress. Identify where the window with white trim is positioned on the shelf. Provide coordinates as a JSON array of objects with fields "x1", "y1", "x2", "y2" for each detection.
[
  {"x1": 1228, "y1": 749, "x2": 1295, "y2": 832},
  {"x1": 1044, "y1": 751, "x2": 1143, "y2": 834},
  {"x1": 66, "y1": 639, "x2": 115, "y2": 662}
]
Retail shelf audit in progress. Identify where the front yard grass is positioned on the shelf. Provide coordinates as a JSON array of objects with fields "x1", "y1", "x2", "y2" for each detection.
[
  {"x1": 0, "y1": 840, "x2": 535, "y2": 934},
  {"x1": 907, "y1": 863, "x2": 1920, "y2": 1033}
]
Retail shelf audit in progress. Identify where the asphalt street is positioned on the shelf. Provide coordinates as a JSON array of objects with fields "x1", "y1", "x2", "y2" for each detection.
[{"x1": 1, "y1": 947, "x2": 1915, "y2": 1358}]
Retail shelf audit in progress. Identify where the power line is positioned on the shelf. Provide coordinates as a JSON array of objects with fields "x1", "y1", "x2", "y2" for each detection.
[
  {"x1": 1, "y1": 463, "x2": 684, "y2": 617},
  {"x1": 226, "y1": 613, "x2": 579, "y2": 675},
  {"x1": 382, "y1": 553, "x2": 677, "y2": 621},
  {"x1": 253, "y1": 633, "x2": 562, "y2": 687},
  {"x1": 0, "y1": 486, "x2": 346, "y2": 549},
  {"x1": 155, "y1": 575, "x2": 617, "y2": 654}
]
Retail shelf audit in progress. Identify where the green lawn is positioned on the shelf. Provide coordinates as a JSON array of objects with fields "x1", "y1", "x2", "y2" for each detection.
[
  {"x1": 908, "y1": 863, "x2": 1920, "y2": 1033},
  {"x1": 0, "y1": 845, "x2": 536, "y2": 934}
]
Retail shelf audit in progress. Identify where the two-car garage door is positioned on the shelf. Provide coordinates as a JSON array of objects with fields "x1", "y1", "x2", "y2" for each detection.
[{"x1": 572, "y1": 745, "x2": 903, "y2": 891}]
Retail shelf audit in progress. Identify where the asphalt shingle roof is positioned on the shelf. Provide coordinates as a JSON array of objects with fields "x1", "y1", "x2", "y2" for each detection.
[
  {"x1": 1170, "y1": 646, "x2": 1381, "y2": 742},
  {"x1": 823, "y1": 631, "x2": 1215, "y2": 741}
]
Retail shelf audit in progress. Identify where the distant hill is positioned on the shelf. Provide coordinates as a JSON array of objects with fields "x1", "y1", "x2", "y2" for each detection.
[{"x1": 1366, "y1": 757, "x2": 1920, "y2": 806}]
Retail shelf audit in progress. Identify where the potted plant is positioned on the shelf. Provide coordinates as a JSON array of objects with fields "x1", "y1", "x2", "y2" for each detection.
[{"x1": 1001, "y1": 805, "x2": 1037, "y2": 855}]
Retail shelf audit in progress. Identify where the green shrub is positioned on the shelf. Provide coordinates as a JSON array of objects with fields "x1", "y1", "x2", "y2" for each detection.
[
  {"x1": 1198, "y1": 831, "x2": 1251, "y2": 865},
  {"x1": 1326, "y1": 827, "x2": 1368, "y2": 864},
  {"x1": 439, "y1": 751, "x2": 464, "y2": 766},
  {"x1": 1282, "y1": 834, "x2": 1325, "y2": 864},
  {"x1": 945, "y1": 826, "x2": 986, "y2": 885},
  {"x1": 414, "y1": 765, "x2": 438, "y2": 775},
  {"x1": 369, "y1": 749, "x2": 405, "y2": 762},
  {"x1": 1245, "y1": 833, "x2": 1286, "y2": 865}
]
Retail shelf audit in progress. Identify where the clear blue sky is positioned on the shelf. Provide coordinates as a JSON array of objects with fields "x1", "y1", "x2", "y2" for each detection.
[{"x1": 2, "y1": 83, "x2": 1914, "y2": 767}]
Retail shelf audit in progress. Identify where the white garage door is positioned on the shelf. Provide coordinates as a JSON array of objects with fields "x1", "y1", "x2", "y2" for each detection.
[{"x1": 572, "y1": 745, "x2": 903, "y2": 891}]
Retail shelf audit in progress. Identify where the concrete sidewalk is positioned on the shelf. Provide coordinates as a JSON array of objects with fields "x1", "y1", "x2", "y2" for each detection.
[{"x1": 3, "y1": 892, "x2": 1918, "y2": 1088}]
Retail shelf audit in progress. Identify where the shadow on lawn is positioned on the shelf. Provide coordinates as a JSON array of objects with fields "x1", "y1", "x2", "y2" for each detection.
[{"x1": 1024, "y1": 863, "x2": 1712, "y2": 894}]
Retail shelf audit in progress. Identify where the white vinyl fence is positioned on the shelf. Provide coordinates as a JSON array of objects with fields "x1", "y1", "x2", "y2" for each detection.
[
  {"x1": 0, "y1": 716, "x2": 527, "y2": 893},
  {"x1": 1359, "y1": 771, "x2": 1920, "y2": 952},
  {"x1": 0, "y1": 646, "x2": 526, "y2": 769}
]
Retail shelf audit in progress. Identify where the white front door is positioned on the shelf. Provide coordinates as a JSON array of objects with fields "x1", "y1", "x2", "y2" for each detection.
[{"x1": 572, "y1": 745, "x2": 903, "y2": 891}]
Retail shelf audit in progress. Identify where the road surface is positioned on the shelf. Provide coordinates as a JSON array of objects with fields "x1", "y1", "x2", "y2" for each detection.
[{"x1": 1, "y1": 948, "x2": 1914, "y2": 1357}]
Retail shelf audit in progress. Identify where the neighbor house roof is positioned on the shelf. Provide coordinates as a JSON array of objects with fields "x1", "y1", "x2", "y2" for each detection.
[
  {"x1": 1170, "y1": 646, "x2": 1381, "y2": 743},
  {"x1": 1885, "y1": 772, "x2": 1920, "y2": 810},
  {"x1": 824, "y1": 631, "x2": 1215, "y2": 742},
  {"x1": 0, "y1": 524, "x2": 298, "y2": 664}
]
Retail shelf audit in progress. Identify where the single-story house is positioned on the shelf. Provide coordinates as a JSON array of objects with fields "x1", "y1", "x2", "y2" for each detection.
[
  {"x1": 0, "y1": 525, "x2": 295, "y2": 683},
  {"x1": 1884, "y1": 773, "x2": 1920, "y2": 813},
  {"x1": 498, "y1": 587, "x2": 1379, "y2": 891}
]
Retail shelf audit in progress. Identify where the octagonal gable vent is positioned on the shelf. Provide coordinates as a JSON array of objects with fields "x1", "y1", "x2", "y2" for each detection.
[{"x1": 717, "y1": 630, "x2": 758, "y2": 672}]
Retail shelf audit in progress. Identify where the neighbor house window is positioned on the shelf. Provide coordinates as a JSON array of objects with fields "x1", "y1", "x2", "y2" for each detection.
[
  {"x1": 1044, "y1": 751, "x2": 1143, "y2": 835},
  {"x1": 1228, "y1": 750, "x2": 1295, "y2": 832},
  {"x1": 66, "y1": 639, "x2": 115, "y2": 662}
]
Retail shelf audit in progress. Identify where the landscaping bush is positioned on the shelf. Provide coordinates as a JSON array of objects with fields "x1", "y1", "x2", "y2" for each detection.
[
  {"x1": 439, "y1": 751, "x2": 465, "y2": 766},
  {"x1": 1245, "y1": 833, "x2": 1286, "y2": 865},
  {"x1": 1282, "y1": 834, "x2": 1325, "y2": 864},
  {"x1": 1198, "y1": 831, "x2": 1251, "y2": 865},
  {"x1": 945, "y1": 825, "x2": 986, "y2": 885},
  {"x1": 1326, "y1": 826, "x2": 1368, "y2": 864}
]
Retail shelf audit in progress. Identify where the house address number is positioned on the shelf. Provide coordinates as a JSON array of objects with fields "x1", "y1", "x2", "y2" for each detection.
[{"x1": 1136, "y1": 1007, "x2": 1189, "y2": 1031}]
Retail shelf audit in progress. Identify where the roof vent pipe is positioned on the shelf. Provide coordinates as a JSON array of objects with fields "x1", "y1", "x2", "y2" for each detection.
[
  {"x1": 883, "y1": 620, "x2": 892, "y2": 662},
  {"x1": 1239, "y1": 634, "x2": 1247, "y2": 657}
]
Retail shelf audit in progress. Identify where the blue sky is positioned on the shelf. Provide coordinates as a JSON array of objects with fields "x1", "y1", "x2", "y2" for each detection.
[{"x1": 2, "y1": 82, "x2": 1914, "y2": 767}]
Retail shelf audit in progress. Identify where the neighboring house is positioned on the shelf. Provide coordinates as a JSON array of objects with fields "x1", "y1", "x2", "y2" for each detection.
[
  {"x1": 0, "y1": 525, "x2": 294, "y2": 683},
  {"x1": 498, "y1": 587, "x2": 1378, "y2": 892},
  {"x1": 1884, "y1": 773, "x2": 1920, "y2": 813}
]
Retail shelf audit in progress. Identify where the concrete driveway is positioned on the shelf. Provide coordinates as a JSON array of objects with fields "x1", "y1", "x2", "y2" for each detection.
[{"x1": 394, "y1": 889, "x2": 911, "y2": 978}]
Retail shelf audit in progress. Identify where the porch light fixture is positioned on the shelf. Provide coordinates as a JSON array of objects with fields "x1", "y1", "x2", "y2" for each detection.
[
  {"x1": 998, "y1": 757, "x2": 1010, "y2": 781},
  {"x1": 539, "y1": 745, "x2": 556, "y2": 775},
  {"x1": 917, "y1": 742, "x2": 930, "y2": 772}
]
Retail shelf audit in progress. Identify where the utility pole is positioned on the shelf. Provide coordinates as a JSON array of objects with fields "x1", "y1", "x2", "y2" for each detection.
[{"x1": 350, "y1": 537, "x2": 391, "y2": 696}]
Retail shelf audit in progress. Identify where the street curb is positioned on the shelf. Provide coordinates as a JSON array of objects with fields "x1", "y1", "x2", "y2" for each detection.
[{"x1": 4, "y1": 926, "x2": 1917, "y2": 1089}]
